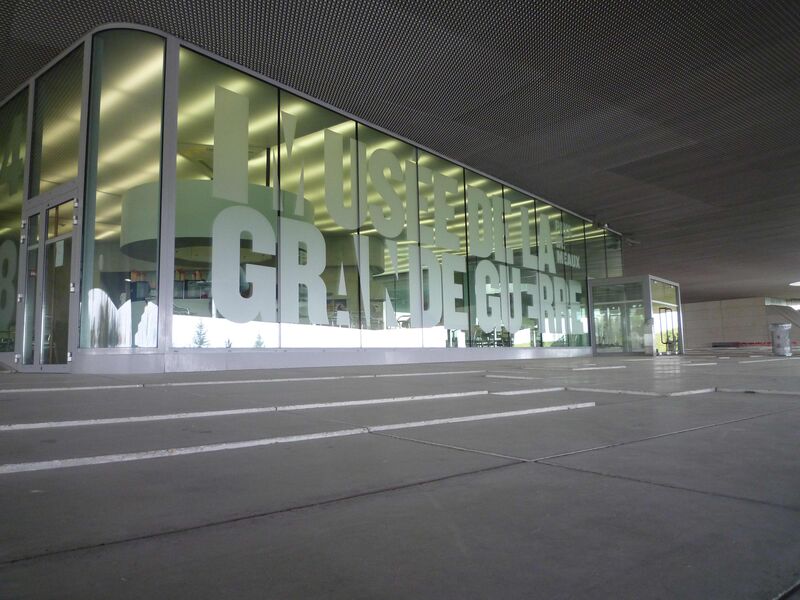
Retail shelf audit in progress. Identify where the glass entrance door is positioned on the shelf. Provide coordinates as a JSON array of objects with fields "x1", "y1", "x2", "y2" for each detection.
[
  {"x1": 20, "y1": 199, "x2": 76, "y2": 370},
  {"x1": 651, "y1": 279, "x2": 681, "y2": 355}
]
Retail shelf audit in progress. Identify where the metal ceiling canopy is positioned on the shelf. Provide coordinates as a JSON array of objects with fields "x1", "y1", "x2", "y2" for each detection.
[{"x1": 2, "y1": 0, "x2": 799, "y2": 302}]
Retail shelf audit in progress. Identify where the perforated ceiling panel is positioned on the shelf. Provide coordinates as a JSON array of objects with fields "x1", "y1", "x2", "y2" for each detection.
[{"x1": 2, "y1": 0, "x2": 800, "y2": 301}]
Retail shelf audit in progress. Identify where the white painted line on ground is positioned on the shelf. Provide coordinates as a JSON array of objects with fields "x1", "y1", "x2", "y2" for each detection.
[
  {"x1": 0, "y1": 384, "x2": 144, "y2": 395},
  {"x1": 276, "y1": 390, "x2": 489, "y2": 411},
  {"x1": 0, "y1": 391, "x2": 490, "y2": 431},
  {"x1": 622, "y1": 358, "x2": 655, "y2": 362},
  {"x1": 0, "y1": 429, "x2": 369, "y2": 474},
  {"x1": 0, "y1": 402, "x2": 596, "y2": 474},
  {"x1": 565, "y1": 387, "x2": 662, "y2": 397},
  {"x1": 485, "y1": 374, "x2": 542, "y2": 380},
  {"x1": 684, "y1": 362, "x2": 718, "y2": 367},
  {"x1": 572, "y1": 365, "x2": 627, "y2": 371},
  {"x1": 0, "y1": 370, "x2": 486, "y2": 395},
  {"x1": 492, "y1": 387, "x2": 566, "y2": 396},
  {"x1": 719, "y1": 357, "x2": 730, "y2": 359},
  {"x1": 0, "y1": 407, "x2": 277, "y2": 431},
  {"x1": 738, "y1": 357, "x2": 798, "y2": 364},
  {"x1": 668, "y1": 388, "x2": 716, "y2": 396},
  {"x1": 367, "y1": 403, "x2": 595, "y2": 432},
  {"x1": 375, "y1": 370, "x2": 484, "y2": 378},
  {"x1": 153, "y1": 376, "x2": 347, "y2": 387}
]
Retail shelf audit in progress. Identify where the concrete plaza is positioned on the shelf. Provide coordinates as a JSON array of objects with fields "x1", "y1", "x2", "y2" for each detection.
[{"x1": 1, "y1": 352, "x2": 799, "y2": 599}]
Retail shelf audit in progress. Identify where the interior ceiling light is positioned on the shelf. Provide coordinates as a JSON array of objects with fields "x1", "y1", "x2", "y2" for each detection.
[{"x1": 790, "y1": 281, "x2": 800, "y2": 287}]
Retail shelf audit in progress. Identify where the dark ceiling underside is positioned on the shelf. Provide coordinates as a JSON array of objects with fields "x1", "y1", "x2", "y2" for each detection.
[{"x1": 2, "y1": 0, "x2": 799, "y2": 301}]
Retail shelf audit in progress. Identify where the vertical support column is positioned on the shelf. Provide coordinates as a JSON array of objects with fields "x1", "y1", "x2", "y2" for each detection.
[{"x1": 157, "y1": 36, "x2": 180, "y2": 360}]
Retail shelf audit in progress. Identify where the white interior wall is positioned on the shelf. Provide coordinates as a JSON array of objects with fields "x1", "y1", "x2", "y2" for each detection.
[{"x1": 683, "y1": 298, "x2": 769, "y2": 348}]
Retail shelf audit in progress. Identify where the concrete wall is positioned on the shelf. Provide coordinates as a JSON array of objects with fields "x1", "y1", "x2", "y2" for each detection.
[{"x1": 683, "y1": 298, "x2": 768, "y2": 348}]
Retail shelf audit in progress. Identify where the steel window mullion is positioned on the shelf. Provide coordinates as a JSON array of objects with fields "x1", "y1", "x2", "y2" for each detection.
[{"x1": 157, "y1": 37, "x2": 180, "y2": 356}]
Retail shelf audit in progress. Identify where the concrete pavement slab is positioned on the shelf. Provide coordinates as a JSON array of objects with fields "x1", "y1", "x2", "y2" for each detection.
[
  {"x1": 547, "y1": 408, "x2": 800, "y2": 510},
  {"x1": 376, "y1": 392, "x2": 800, "y2": 461},
  {"x1": 0, "y1": 432, "x2": 515, "y2": 562},
  {"x1": 0, "y1": 410, "x2": 342, "y2": 463},
  {"x1": 2, "y1": 461, "x2": 798, "y2": 599}
]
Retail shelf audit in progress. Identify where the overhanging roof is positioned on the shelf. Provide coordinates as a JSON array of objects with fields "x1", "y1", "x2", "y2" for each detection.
[{"x1": 2, "y1": 1, "x2": 799, "y2": 301}]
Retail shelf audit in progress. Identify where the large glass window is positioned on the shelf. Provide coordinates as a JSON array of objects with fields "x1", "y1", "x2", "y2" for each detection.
[
  {"x1": 584, "y1": 223, "x2": 607, "y2": 279},
  {"x1": 503, "y1": 187, "x2": 539, "y2": 347},
  {"x1": 535, "y1": 203, "x2": 568, "y2": 346},
  {"x1": 29, "y1": 46, "x2": 83, "y2": 197},
  {"x1": 465, "y1": 171, "x2": 506, "y2": 347},
  {"x1": 172, "y1": 48, "x2": 278, "y2": 349},
  {"x1": 357, "y1": 124, "x2": 421, "y2": 347},
  {"x1": 81, "y1": 31, "x2": 165, "y2": 348},
  {"x1": 0, "y1": 91, "x2": 27, "y2": 352},
  {"x1": 419, "y1": 153, "x2": 469, "y2": 348},
  {"x1": 278, "y1": 91, "x2": 360, "y2": 347},
  {"x1": 562, "y1": 212, "x2": 589, "y2": 346},
  {"x1": 161, "y1": 44, "x2": 603, "y2": 352}
]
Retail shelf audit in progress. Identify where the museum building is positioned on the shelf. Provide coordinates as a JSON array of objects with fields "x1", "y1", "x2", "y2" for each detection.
[{"x1": 0, "y1": 25, "x2": 628, "y2": 373}]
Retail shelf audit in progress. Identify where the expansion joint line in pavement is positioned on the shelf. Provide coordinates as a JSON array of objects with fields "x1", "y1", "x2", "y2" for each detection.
[
  {"x1": 369, "y1": 404, "x2": 800, "y2": 471},
  {"x1": 534, "y1": 461, "x2": 800, "y2": 514},
  {"x1": 369, "y1": 431, "x2": 530, "y2": 462},
  {"x1": 530, "y1": 404, "x2": 800, "y2": 463},
  {"x1": 0, "y1": 461, "x2": 522, "y2": 567}
]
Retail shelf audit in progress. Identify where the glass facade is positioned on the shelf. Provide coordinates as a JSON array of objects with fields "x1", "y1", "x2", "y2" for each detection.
[
  {"x1": 2, "y1": 26, "x2": 629, "y2": 367},
  {"x1": 81, "y1": 30, "x2": 165, "y2": 348},
  {"x1": 172, "y1": 47, "x2": 279, "y2": 348},
  {"x1": 0, "y1": 91, "x2": 27, "y2": 352},
  {"x1": 29, "y1": 46, "x2": 84, "y2": 198}
]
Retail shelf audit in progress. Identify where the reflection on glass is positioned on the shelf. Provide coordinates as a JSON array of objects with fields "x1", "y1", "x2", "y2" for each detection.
[
  {"x1": 30, "y1": 46, "x2": 83, "y2": 197},
  {"x1": 357, "y1": 124, "x2": 422, "y2": 347},
  {"x1": 0, "y1": 90, "x2": 27, "y2": 352},
  {"x1": 22, "y1": 215, "x2": 39, "y2": 364},
  {"x1": 42, "y1": 201, "x2": 72, "y2": 364},
  {"x1": 47, "y1": 201, "x2": 73, "y2": 239},
  {"x1": 172, "y1": 47, "x2": 278, "y2": 348},
  {"x1": 81, "y1": 31, "x2": 165, "y2": 348}
]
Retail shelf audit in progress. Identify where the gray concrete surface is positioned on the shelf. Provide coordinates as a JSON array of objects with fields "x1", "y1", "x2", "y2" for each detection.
[{"x1": 1, "y1": 353, "x2": 799, "y2": 599}]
